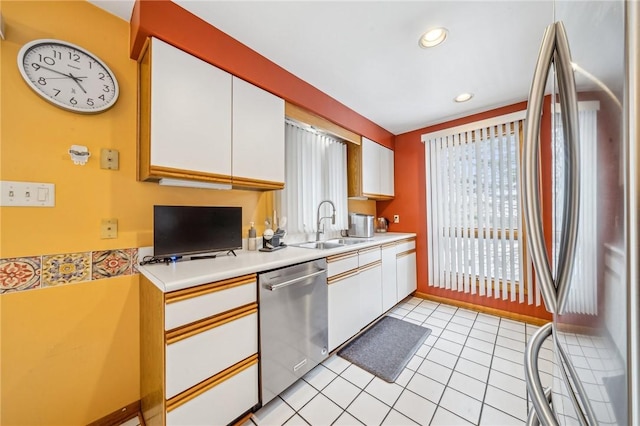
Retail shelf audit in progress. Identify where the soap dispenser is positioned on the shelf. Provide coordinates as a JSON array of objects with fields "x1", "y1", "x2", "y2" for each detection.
[{"x1": 248, "y1": 222, "x2": 257, "y2": 251}]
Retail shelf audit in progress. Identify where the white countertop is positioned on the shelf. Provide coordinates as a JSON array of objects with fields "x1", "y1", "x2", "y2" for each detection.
[{"x1": 139, "y1": 232, "x2": 416, "y2": 292}]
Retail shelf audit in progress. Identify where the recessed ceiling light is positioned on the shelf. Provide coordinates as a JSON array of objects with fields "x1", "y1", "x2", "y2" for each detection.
[
  {"x1": 418, "y1": 27, "x2": 448, "y2": 48},
  {"x1": 454, "y1": 92, "x2": 474, "y2": 103}
]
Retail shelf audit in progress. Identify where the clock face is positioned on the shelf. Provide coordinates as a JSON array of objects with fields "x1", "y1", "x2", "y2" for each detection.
[{"x1": 17, "y1": 39, "x2": 119, "y2": 114}]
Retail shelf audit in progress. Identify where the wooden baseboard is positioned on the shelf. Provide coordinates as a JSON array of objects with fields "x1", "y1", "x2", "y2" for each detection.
[
  {"x1": 414, "y1": 292, "x2": 551, "y2": 327},
  {"x1": 87, "y1": 401, "x2": 144, "y2": 426}
]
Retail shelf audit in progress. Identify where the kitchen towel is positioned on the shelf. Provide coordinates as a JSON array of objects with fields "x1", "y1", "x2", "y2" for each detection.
[{"x1": 337, "y1": 316, "x2": 431, "y2": 383}]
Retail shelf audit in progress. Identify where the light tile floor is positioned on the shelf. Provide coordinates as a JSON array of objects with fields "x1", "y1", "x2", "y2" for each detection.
[{"x1": 246, "y1": 297, "x2": 553, "y2": 426}]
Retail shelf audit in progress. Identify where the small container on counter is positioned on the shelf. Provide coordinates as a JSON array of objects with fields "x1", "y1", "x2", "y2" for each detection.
[{"x1": 248, "y1": 222, "x2": 257, "y2": 251}]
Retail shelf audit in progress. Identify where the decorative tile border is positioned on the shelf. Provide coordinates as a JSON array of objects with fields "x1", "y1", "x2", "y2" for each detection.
[{"x1": 0, "y1": 247, "x2": 140, "y2": 294}]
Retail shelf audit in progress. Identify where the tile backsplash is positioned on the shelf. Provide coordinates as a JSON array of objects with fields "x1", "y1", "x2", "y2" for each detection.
[{"x1": 0, "y1": 248, "x2": 139, "y2": 294}]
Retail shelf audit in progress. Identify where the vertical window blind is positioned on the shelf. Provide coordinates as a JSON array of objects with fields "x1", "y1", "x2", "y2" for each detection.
[
  {"x1": 278, "y1": 119, "x2": 348, "y2": 237},
  {"x1": 553, "y1": 102, "x2": 599, "y2": 315},
  {"x1": 423, "y1": 112, "x2": 536, "y2": 304}
]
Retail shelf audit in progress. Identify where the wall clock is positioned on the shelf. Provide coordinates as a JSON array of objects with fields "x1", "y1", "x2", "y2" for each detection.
[{"x1": 17, "y1": 39, "x2": 119, "y2": 114}]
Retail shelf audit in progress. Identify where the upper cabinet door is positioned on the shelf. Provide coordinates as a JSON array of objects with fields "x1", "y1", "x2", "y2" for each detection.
[
  {"x1": 232, "y1": 77, "x2": 285, "y2": 189},
  {"x1": 360, "y1": 137, "x2": 394, "y2": 199},
  {"x1": 361, "y1": 137, "x2": 380, "y2": 195},
  {"x1": 379, "y1": 145, "x2": 395, "y2": 197},
  {"x1": 147, "y1": 38, "x2": 232, "y2": 180}
]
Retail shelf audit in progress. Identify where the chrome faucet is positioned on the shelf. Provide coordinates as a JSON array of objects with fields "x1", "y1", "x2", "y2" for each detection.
[{"x1": 316, "y1": 200, "x2": 336, "y2": 241}]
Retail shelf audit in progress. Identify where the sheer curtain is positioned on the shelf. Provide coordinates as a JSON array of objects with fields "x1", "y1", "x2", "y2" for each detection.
[
  {"x1": 423, "y1": 112, "x2": 535, "y2": 304},
  {"x1": 553, "y1": 102, "x2": 599, "y2": 314},
  {"x1": 278, "y1": 119, "x2": 347, "y2": 239}
]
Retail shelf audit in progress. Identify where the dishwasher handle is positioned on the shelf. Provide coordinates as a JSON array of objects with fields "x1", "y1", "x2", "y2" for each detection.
[{"x1": 266, "y1": 269, "x2": 326, "y2": 291}]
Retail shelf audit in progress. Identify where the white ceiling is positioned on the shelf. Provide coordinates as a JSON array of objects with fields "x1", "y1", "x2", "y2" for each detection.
[{"x1": 90, "y1": 1, "x2": 558, "y2": 135}]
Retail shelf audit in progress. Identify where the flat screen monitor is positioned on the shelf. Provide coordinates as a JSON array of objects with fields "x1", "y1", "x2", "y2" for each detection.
[{"x1": 154, "y1": 205, "x2": 242, "y2": 258}]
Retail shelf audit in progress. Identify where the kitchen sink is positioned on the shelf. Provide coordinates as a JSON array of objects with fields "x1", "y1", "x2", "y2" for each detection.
[
  {"x1": 294, "y1": 241, "x2": 344, "y2": 250},
  {"x1": 326, "y1": 238, "x2": 368, "y2": 246},
  {"x1": 293, "y1": 238, "x2": 369, "y2": 250}
]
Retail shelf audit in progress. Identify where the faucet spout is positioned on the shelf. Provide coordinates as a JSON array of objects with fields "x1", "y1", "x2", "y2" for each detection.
[{"x1": 316, "y1": 200, "x2": 337, "y2": 241}]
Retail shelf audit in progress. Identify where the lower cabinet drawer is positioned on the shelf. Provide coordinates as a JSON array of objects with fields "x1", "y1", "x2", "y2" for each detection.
[
  {"x1": 166, "y1": 360, "x2": 258, "y2": 426},
  {"x1": 358, "y1": 246, "x2": 381, "y2": 266},
  {"x1": 327, "y1": 251, "x2": 359, "y2": 277},
  {"x1": 396, "y1": 239, "x2": 416, "y2": 254},
  {"x1": 165, "y1": 309, "x2": 258, "y2": 399}
]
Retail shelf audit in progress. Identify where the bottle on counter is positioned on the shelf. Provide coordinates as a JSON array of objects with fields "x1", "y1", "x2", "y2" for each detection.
[{"x1": 248, "y1": 222, "x2": 257, "y2": 251}]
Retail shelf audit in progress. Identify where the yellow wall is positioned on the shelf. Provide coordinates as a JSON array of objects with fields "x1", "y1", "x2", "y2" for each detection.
[{"x1": 0, "y1": 1, "x2": 272, "y2": 424}]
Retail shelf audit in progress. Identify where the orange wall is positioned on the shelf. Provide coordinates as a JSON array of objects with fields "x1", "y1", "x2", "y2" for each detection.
[
  {"x1": 129, "y1": 0, "x2": 395, "y2": 150},
  {"x1": 0, "y1": 1, "x2": 271, "y2": 424},
  {"x1": 379, "y1": 100, "x2": 553, "y2": 320}
]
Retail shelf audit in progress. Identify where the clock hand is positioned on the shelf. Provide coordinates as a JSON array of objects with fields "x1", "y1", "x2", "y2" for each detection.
[
  {"x1": 37, "y1": 64, "x2": 75, "y2": 78},
  {"x1": 68, "y1": 72, "x2": 87, "y2": 94}
]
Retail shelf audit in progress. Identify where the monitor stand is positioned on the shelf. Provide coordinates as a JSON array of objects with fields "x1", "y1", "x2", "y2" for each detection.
[{"x1": 189, "y1": 249, "x2": 237, "y2": 261}]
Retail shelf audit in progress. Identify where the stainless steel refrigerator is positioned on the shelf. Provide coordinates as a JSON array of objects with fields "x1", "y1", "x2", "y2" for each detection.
[{"x1": 522, "y1": 1, "x2": 639, "y2": 425}]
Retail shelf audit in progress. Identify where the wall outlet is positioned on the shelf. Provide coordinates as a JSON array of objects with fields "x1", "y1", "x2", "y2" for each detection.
[
  {"x1": 101, "y1": 219, "x2": 118, "y2": 239},
  {"x1": 0, "y1": 181, "x2": 55, "y2": 207},
  {"x1": 100, "y1": 149, "x2": 119, "y2": 170},
  {"x1": 393, "y1": 214, "x2": 400, "y2": 223}
]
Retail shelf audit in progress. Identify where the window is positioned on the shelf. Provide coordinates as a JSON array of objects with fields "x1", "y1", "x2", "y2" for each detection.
[
  {"x1": 423, "y1": 113, "x2": 533, "y2": 303},
  {"x1": 277, "y1": 119, "x2": 348, "y2": 239},
  {"x1": 553, "y1": 102, "x2": 599, "y2": 315}
]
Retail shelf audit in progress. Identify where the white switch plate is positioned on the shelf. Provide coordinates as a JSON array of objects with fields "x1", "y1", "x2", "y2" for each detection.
[
  {"x1": 393, "y1": 214, "x2": 400, "y2": 223},
  {"x1": 0, "y1": 181, "x2": 55, "y2": 207}
]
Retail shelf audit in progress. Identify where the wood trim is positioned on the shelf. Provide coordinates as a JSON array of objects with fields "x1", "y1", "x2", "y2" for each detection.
[
  {"x1": 326, "y1": 250, "x2": 358, "y2": 263},
  {"x1": 359, "y1": 260, "x2": 382, "y2": 272},
  {"x1": 396, "y1": 237, "x2": 416, "y2": 245},
  {"x1": 165, "y1": 274, "x2": 256, "y2": 304},
  {"x1": 285, "y1": 102, "x2": 361, "y2": 145},
  {"x1": 362, "y1": 192, "x2": 394, "y2": 201},
  {"x1": 166, "y1": 354, "x2": 258, "y2": 413},
  {"x1": 140, "y1": 276, "x2": 166, "y2": 426},
  {"x1": 148, "y1": 165, "x2": 233, "y2": 185},
  {"x1": 358, "y1": 245, "x2": 380, "y2": 255},
  {"x1": 347, "y1": 142, "x2": 364, "y2": 198},
  {"x1": 396, "y1": 249, "x2": 417, "y2": 258},
  {"x1": 166, "y1": 304, "x2": 257, "y2": 344},
  {"x1": 414, "y1": 292, "x2": 550, "y2": 326},
  {"x1": 381, "y1": 242, "x2": 397, "y2": 249},
  {"x1": 87, "y1": 401, "x2": 143, "y2": 426},
  {"x1": 138, "y1": 38, "x2": 152, "y2": 182},
  {"x1": 232, "y1": 175, "x2": 285, "y2": 190},
  {"x1": 232, "y1": 412, "x2": 254, "y2": 426},
  {"x1": 327, "y1": 268, "x2": 359, "y2": 285}
]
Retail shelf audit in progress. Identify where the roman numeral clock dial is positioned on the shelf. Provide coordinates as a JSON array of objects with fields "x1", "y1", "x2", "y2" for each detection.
[{"x1": 17, "y1": 39, "x2": 119, "y2": 113}]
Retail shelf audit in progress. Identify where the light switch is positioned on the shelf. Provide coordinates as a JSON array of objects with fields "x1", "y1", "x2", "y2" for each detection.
[
  {"x1": 0, "y1": 181, "x2": 55, "y2": 207},
  {"x1": 101, "y1": 219, "x2": 118, "y2": 239},
  {"x1": 100, "y1": 149, "x2": 119, "y2": 170}
]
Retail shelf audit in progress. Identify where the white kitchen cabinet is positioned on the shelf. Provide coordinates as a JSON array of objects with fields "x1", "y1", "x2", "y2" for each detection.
[
  {"x1": 328, "y1": 269, "x2": 361, "y2": 352},
  {"x1": 396, "y1": 239, "x2": 417, "y2": 300},
  {"x1": 140, "y1": 274, "x2": 259, "y2": 426},
  {"x1": 232, "y1": 77, "x2": 285, "y2": 189},
  {"x1": 359, "y1": 261, "x2": 382, "y2": 328},
  {"x1": 166, "y1": 361, "x2": 258, "y2": 426},
  {"x1": 381, "y1": 243, "x2": 398, "y2": 312},
  {"x1": 380, "y1": 146, "x2": 395, "y2": 197},
  {"x1": 139, "y1": 37, "x2": 233, "y2": 185},
  {"x1": 139, "y1": 38, "x2": 285, "y2": 190},
  {"x1": 357, "y1": 137, "x2": 395, "y2": 199}
]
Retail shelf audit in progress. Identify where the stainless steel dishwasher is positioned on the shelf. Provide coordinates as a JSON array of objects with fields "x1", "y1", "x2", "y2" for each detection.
[{"x1": 259, "y1": 258, "x2": 328, "y2": 405}]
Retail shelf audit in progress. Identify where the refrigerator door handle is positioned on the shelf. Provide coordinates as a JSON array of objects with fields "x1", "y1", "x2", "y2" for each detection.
[
  {"x1": 523, "y1": 23, "x2": 558, "y2": 313},
  {"x1": 552, "y1": 21, "x2": 581, "y2": 314},
  {"x1": 525, "y1": 323, "x2": 559, "y2": 426},
  {"x1": 556, "y1": 337, "x2": 597, "y2": 424},
  {"x1": 526, "y1": 387, "x2": 552, "y2": 426}
]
